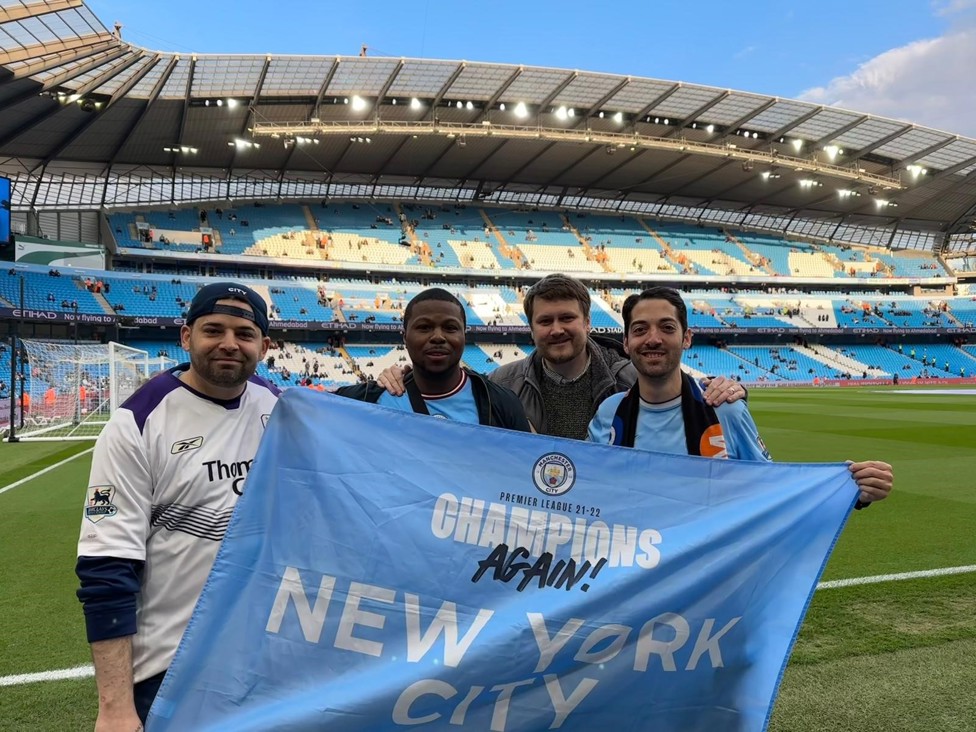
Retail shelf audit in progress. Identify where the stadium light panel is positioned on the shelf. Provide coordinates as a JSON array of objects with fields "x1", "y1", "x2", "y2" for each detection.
[
  {"x1": 466, "y1": 101, "x2": 474, "y2": 110},
  {"x1": 907, "y1": 164, "x2": 927, "y2": 179},
  {"x1": 351, "y1": 95, "x2": 367, "y2": 111},
  {"x1": 613, "y1": 112, "x2": 623, "y2": 124},
  {"x1": 227, "y1": 99, "x2": 239, "y2": 109},
  {"x1": 410, "y1": 98, "x2": 422, "y2": 110},
  {"x1": 705, "y1": 124, "x2": 715, "y2": 134},
  {"x1": 792, "y1": 139, "x2": 803, "y2": 152},
  {"x1": 456, "y1": 101, "x2": 463, "y2": 109},
  {"x1": 555, "y1": 106, "x2": 568, "y2": 121},
  {"x1": 514, "y1": 102, "x2": 528, "y2": 118},
  {"x1": 823, "y1": 144, "x2": 840, "y2": 161}
]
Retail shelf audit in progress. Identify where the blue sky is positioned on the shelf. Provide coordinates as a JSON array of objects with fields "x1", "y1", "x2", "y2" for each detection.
[{"x1": 87, "y1": 0, "x2": 976, "y2": 135}]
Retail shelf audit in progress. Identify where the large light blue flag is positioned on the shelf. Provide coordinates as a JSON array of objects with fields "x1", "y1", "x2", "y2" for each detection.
[{"x1": 148, "y1": 388, "x2": 857, "y2": 732}]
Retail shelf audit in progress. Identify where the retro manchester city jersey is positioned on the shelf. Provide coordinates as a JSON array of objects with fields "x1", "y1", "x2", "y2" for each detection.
[{"x1": 77, "y1": 367, "x2": 279, "y2": 682}]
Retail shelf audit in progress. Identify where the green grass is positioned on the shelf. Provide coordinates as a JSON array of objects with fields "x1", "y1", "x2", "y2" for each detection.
[{"x1": 1, "y1": 386, "x2": 974, "y2": 731}]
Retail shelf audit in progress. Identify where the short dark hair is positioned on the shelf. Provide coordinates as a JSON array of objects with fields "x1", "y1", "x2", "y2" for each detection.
[
  {"x1": 403, "y1": 287, "x2": 466, "y2": 329},
  {"x1": 523, "y1": 273, "x2": 591, "y2": 322},
  {"x1": 622, "y1": 287, "x2": 689, "y2": 334}
]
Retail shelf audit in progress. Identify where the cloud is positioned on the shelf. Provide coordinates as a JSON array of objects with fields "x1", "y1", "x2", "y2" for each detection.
[
  {"x1": 733, "y1": 45, "x2": 756, "y2": 60},
  {"x1": 798, "y1": 24, "x2": 976, "y2": 137}
]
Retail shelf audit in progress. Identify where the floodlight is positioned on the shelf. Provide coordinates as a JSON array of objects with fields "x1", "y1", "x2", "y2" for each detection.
[
  {"x1": 410, "y1": 97, "x2": 422, "y2": 110},
  {"x1": 823, "y1": 144, "x2": 840, "y2": 161},
  {"x1": 514, "y1": 102, "x2": 528, "y2": 118},
  {"x1": 705, "y1": 124, "x2": 715, "y2": 134},
  {"x1": 466, "y1": 101, "x2": 474, "y2": 110},
  {"x1": 613, "y1": 111, "x2": 623, "y2": 124},
  {"x1": 227, "y1": 99, "x2": 239, "y2": 109},
  {"x1": 555, "y1": 106, "x2": 568, "y2": 121},
  {"x1": 791, "y1": 139, "x2": 803, "y2": 152},
  {"x1": 351, "y1": 95, "x2": 367, "y2": 111}
]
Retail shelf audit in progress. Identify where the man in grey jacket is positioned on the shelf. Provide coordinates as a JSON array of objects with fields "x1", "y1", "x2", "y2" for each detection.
[
  {"x1": 380, "y1": 274, "x2": 745, "y2": 438},
  {"x1": 487, "y1": 274, "x2": 742, "y2": 438}
]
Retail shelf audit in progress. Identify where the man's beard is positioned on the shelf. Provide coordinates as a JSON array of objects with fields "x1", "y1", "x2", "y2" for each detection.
[{"x1": 192, "y1": 352, "x2": 250, "y2": 389}]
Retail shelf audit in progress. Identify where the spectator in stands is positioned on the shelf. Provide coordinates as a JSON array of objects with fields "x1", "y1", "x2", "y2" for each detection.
[
  {"x1": 379, "y1": 274, "x2": 743, "y2": 438},
  {"x1": 75, "y1": 282, "x2": 278, "y2": 728},
  {"x1": 336, "y1": 288, "x2": 529, "y2": 431},
  {"x1": 587, "y1": 287, "x2": 893, "y2": 507}
]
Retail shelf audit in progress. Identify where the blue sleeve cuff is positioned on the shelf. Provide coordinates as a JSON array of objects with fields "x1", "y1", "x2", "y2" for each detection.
[{"x1": 76, "y1": 555, "x2": 144, "y2": 643}]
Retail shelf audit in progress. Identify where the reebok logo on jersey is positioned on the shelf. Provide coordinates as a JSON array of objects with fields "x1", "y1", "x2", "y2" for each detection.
[{"x1": 172, "y1": 436, "x2": 205, "y2": 454}]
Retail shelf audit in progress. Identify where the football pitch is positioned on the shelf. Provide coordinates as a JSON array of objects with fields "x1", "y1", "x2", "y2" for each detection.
[{"x1": 1, "y1": 387, "x2": 975, "y2": 731}]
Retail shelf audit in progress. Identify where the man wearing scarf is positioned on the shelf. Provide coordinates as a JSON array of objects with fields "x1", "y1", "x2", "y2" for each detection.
[{"x1": 587, "y1": 286, "x2": 893, "y2": 506}]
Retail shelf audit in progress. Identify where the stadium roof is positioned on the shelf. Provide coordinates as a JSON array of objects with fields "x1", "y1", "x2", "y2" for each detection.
[{"x1": 2, "y1": 0, "x2": 976, "y2": 245}]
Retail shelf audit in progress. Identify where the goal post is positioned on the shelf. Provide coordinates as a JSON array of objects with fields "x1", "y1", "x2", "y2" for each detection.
[{"x1": 11, "y1": 340, "x2": 175, "y2": 441}]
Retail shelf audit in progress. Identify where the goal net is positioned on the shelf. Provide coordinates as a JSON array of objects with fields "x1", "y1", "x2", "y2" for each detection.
[{"x1": 12, "y1": 340, "x2": 175, "y2": 441}]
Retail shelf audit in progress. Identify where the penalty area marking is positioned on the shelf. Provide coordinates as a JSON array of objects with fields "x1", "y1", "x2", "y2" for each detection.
[
  {"x1": 0, "y1": 664, "x2": 94, "y2": 686},
  {"x1": 4, "y1": 565, "x2": 976, "y2": 687},
  {"x1": 0, "y1": 446, "x2": 93, "y2": 496}
]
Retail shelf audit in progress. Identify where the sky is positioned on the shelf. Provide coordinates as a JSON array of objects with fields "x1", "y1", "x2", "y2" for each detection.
[{"x1": 86, "y1": 0, "x2": 976, "y2": 137}]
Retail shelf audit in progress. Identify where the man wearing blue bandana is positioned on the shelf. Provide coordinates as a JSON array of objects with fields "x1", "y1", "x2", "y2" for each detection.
[{"x1": 587, "y1": 286, "x2": 893, "y2": 505}]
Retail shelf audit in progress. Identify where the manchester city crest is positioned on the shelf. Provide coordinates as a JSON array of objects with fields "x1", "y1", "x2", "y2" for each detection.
[
  {"x1": 532, "y1": 453, "x2": 577, "y2": 496},
  {"x1": 85, "y1": 485, "x2": 118, "y2": 523}
]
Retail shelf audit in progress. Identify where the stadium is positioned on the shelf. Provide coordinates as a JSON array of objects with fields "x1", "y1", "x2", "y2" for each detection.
[{"x1": 0, "y1": 1, "x2": 974, "y2": 730}]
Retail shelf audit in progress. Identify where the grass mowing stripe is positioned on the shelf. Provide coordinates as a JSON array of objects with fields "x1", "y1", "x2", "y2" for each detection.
[
  {"x1": 0, "y1": 447, "x2": 93, "y2": 496},
  {"x1": 818, "y1": 564, "x2": 976, "y2": 589}
]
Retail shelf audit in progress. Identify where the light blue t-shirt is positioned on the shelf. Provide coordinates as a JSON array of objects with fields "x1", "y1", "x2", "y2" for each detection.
[
  {"x1": 587, "y1": 392, "x2": 771, "y2": 462},
  {"x1": 376, "y1": 371, "x2": 480, "y2": 424}
]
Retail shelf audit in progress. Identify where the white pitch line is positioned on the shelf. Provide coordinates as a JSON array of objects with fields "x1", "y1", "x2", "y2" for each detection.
[
  {"x1": 817, "y1": 564, "x2": 976, "y2": 589},
  {"x1": 0, "y1": 664, "x2": 94, "y2": 687},
  {"x1": 3, "y1": 564, "x2": 975, "y2": 688},
  {"x1": 0, "y1": 446, "x2": 93, "y2": 496}
]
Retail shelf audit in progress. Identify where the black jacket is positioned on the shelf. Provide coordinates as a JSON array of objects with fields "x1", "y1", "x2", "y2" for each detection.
[{"x1": 335, "y1": 368, "x2": 531, "y2": 432}]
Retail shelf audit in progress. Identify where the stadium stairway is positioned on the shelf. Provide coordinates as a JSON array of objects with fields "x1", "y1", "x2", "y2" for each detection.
[
  {"x1": 302, "y1": 206, "x2": 319, "y2": 232},
  {"x1": 795, "y1": 344, "x2": 884, "y2": 377},
  {"x1": 85, "y1": 286, "x2": 117, "y2": 315},
  {"x1": 480, "y1": 210, "x2": 524, "y2": 268},
  {"x1": 561, "y1": 214, "x2": 609, "y2": 273},
  {"x1": 726, "y1": 232, "x2": 776, "y2": 276}
]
